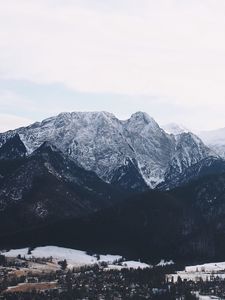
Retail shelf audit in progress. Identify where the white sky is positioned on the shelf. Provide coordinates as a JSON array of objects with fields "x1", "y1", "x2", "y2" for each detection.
[{"x1": 0, "y1": 0, "x2": 225, "y2": 132}]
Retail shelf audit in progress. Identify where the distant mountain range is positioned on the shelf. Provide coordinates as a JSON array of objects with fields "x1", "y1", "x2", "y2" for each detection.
[
  {"x1": 199, "y1": 127, "x2": 225, "y2": 158},
  {"x1": 1, "y1": 111, "x2": 225, "y2": 264},
  {"x1": 163, "y1": 123, "x2": 225, "y2": 160}
]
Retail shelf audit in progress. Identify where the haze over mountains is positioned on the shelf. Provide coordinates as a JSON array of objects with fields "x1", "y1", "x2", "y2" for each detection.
[
  {"x1": 1, "y1": 111, "x2": 225, "y2": 263},
  {"x1": 162, "y1": 122, "x2": 225, "y2": 159},
  {"x1": 199, "y1": 128, "x2": 225, "y2": 158}
]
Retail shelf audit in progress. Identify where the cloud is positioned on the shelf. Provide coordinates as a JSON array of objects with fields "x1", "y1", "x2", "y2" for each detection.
[
  {"x1": 0, "y1": 1, "x2": 224, "y2": 130},
  {"x1": 0, "y1": 79, "x2": 223, "y2": 132},
  {"x1": 0, "y1": 114, "x2": 33, "y2": 132}
]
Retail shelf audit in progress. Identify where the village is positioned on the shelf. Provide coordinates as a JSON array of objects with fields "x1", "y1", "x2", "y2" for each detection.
[
  {"x1": 0, "y1": 252, "x2": 167, "y2": 299},
  {"x1": 1, "y1": 247, "x2": 225, "y2": 299},
  {"x1": 0, "y1": 246, "x2": 176, "y2": 299}
]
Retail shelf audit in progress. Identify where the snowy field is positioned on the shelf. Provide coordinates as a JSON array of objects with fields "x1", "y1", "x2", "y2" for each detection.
[
  {"x1": 185, "y1": 261, "x2": 225, "y2": 273},
  {"x1": 156, "y1": 259, "x2": 174, "y2": 267},
  {"x1": 193, "y1": 292, "x2": 224, "y2": 300},
  {"x1": 2, "y1": 246, "x2": 121, "y2": 268},
  {"x1": 167, "y1": 261, "x2": 225, "y2": 283},
  {"x1": 106, "y1": 261, "x2": 152, "y2": 271},
  {"x1": 1, "y1": 246, "x2": 152, "y2": 269}
]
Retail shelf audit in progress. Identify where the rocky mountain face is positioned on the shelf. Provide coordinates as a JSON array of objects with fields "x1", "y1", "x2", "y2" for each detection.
[
  {"x1": 158, "y1": 156, "x2": 225, "y2": 190},
  {"x1": 0, "y1": 138, "x2": 122, "y2": 233},
  {"x1": 110, "y1": 157, "x2": 148, "y2": 192},
  {"x1": 158, "y1": 133, "x2": 220, "y2": 190},
  {"x1": 0, "y1": 134, "x2": 27, "y2": 160},
  {"x1": 0, "y1": 135, "x2": 27, "y2": 181},
  {"x1": 0, "y1": 111, "x2": 215, "y2": 189}
]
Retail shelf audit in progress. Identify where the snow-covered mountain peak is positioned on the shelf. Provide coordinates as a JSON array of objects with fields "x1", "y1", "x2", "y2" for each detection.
[
  {"x1": 167, "y1": 131, "x2": 216, "y2": 176},
  {"x1": 128, "y1": 111, "x2": 158, "y2": 126},
  {"x1": 125, "y1": 112, "x2": 162, "y2": 137},
  {"x1": 162, "y1": 123, "x2": 189, "y2": 135},
  {"x1": 0, "y1": 111, "x2": 214, "y2": 189},
  {"x1": 129, "y1": 111, "x2": 153, "y2": 121},
  {"x1": 57, "y1": 111, "x2": 116, "y2": 122}
]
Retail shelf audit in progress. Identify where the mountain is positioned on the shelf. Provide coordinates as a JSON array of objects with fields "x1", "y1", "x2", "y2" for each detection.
[
  {"x1": 158, "y1": 156, "x2": 225, "y2": 190},
  {"x1": 110, "y1": 157, "x2": 148, "y2": 192},
  {"x1": 171, "y1": 171, "x2": 225, "y2": 260},
  {"x1": 0, "y1": 134, "x2": 27, "y2": 160},
  {"x1": 160, "y1": 133, "x2": 219, "y2": 189},
  {"x1": 0, "y1": 111, "x2": 214, "y2": 189},
  {"x1": 0, "y1": 190, "x2": 186, "y2": 260},
  {"x1": 162, "y1": 123, "x2": 189, "y2": 135},
  {"x1": 0, "y1": 114, "x2": 225, "y2": 263},
  {"x1": 0, "y1": 135, "x2": 27, "y2": 180},
  {"x1": 199, "y1": 128, "x2": 225, "y2": 158},
  {"x1": 2, "y1": 178, "x2": 223, "y2": 263},
  {"x1": 0, "y1": 141, "x2": 122, "y2": 234}
]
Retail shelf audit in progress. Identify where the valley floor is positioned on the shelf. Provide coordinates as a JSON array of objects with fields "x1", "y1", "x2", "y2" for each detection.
[{"x1": 0, "y1": 246, "x2": 225, "y2": 299}]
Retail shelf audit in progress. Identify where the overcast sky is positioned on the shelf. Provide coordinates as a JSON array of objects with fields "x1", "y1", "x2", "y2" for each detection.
[{"x1": 0, "y1": 0, "x2": 225, "y2": 132}]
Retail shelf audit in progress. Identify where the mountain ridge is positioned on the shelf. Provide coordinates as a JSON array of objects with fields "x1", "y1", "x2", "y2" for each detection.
[
  {"x1": 0, "y1": 111, "x2": 215, "y2": 189},
  {"x1": 1, "y1": 112, "x2": 225, "y2": 264},
  {"x1": 0, "y1": 138, "x2": 124, "y2": 234}
]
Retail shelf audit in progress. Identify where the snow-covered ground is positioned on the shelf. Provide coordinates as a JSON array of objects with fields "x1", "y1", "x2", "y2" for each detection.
[
  {"x1": 121, "y1": 261, "x2": 151, "y2": 269},
  {"x1": 2, "y1": 246, "x2": 122, "y2": 268},
  {"x1": 156, "y1": 259, "x2": 174, "y2": 267},
  {"x1": 106, "y1": 261, "x2": 152, "y2": 271},
  {"x1": 193, "y1": 292, "x2": 223, "y2": 300},
  {"x1": 106, "y1": 259, "x2": 175, "y2": 271},
  {"x1": 2, "y1": 246, "x2": 151, "y2": 270},
  {"x1": 167, "y1": 261, "x2": 225, "y2": 283},
  {"x1": 185, "y1": 261, "x2": 225, "y2": 273}
]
